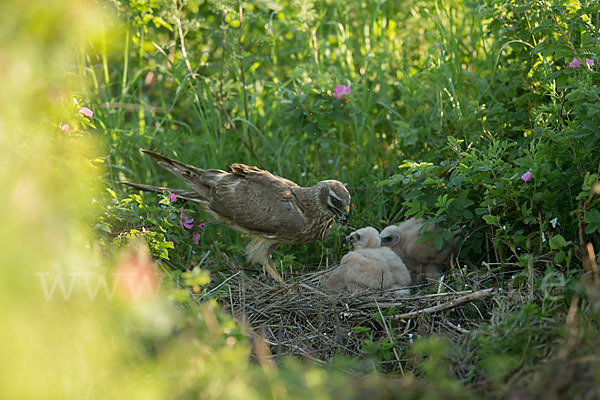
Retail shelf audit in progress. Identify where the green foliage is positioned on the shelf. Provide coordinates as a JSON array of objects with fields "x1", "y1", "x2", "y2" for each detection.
[
  {"x1": 86, "y1": 1, "x2": 600, "y2": 393},
  {"x1": 380, "y1": 0, "x2": 600, "y2": 268},
  {"x1": 9, "y1": 0, "x2": 600, "y2": 397},
  {"x1": 475, "y1": 303, "x2": 559, "y2": 378}
]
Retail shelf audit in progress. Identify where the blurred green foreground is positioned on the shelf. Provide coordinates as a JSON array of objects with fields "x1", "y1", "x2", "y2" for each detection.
[{"x1": 0, "y1": 1, "x2": 351, "y2": 398}]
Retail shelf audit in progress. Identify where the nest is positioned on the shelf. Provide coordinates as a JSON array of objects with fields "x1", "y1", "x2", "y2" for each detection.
[{"x1": 205, "y1": 265, "x2": 499, "y2": 369}]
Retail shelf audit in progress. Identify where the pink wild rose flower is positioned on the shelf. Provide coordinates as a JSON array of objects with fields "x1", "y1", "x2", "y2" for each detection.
[
  {"x1": 79, "y1": 107, "x2": 94, "y2": 118},
  {"x1": 333, "y1": 85, "x2": 351, "y2": 102},
  {"x1": 192, "y1": 232, "x2": 201, "y2": 245},
  {"x1": 521, "y1": 171, "x2": 533, "y2": 182},
  {"x1": 179, "y1": 208, "x2": 194, "y2": 229},
  {"x1": 59, "y1": 123, "x2": 72, "y2": 132},
  {"x1": 568, "y1": 57, "x2": 582, "y2": 68},
  {"x1": 169, "y1": 192, "x2": 178, "y2": 202}
]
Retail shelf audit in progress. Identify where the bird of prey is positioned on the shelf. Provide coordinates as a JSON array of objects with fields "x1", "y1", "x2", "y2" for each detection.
[
  {"x1": 380, "y1": 218, "x2": 455, "y2": 283},
  {"x1": 121, "y1": 149, "x2": 351, "y2": 283},
  {"x1": 324, "y1": 227, "x2": 412, "y2": 293}
]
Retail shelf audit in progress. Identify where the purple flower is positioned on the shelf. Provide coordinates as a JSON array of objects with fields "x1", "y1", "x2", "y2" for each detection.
[
  {"x1": 521, "y1": 171, "x2": 533, "y2": 182},
  {"x1": 179, "y1": 208, "x2": 194, "y2": 229},
  {"x1": 79, "y1": 107, "x2": 94, "y2": 118},
  {"x1": 568, "y1": 57, "x2": 582, "y2": 68},
  {"x1": 333, "y1": 85, "x2": 351, "y2": 102},
  {"x1": 168, "y1": 238, "x2": 177, "y2": 246},
  {"x1": 169, "y1": 192, "x2": 178, "y2": 202},
  {"x1": 192, "y1": 232, "x2": 201, "y2": 245},
  {"x1": 586, "y1": 58, "x2": 594, "y2": 67},
  {"x1": 197, "y1": 220, "x2": 205, "y2": 230}
]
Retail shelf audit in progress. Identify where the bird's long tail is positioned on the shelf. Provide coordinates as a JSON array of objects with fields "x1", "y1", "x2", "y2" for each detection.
[
  {"x1": 120, "y1": 181, "x2": 202, "y2": 203},
  {"x1": 140, "y1": 149, "x2": 204, "y2": 174},
  {"x1": 138, "y1": 149, "x2": 212, "y2": 191}
]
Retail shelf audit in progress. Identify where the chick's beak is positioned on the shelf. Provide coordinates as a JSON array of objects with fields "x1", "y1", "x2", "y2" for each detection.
[{"x1": 344, "y1": 233, "x2": 355, "y2": 250}]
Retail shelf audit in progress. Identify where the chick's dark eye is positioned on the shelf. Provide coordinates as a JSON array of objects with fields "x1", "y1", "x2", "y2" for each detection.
[
  {"x1": 381, "y1": 236, "x2": 391, "y2": 243},
  {"x1": 355, "y1": 234, "x2": 362, "y2": 241}
]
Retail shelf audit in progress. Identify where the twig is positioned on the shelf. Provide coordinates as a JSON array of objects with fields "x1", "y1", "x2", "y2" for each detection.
[
  {"x1": 198, "y1": 250, "x2": 211, "y2": 267},
  {"x1": 97, "y1": 102, "x2": 166, "y2": 113},
  {"x1": 444, "y1": 320, "x2": 470, "y2": 334},
  {"x1": 391, "y1": 288, "x2": 496, "y2": 320},
  {"x1": 351, "y1": 289, "x2": 481, "y2": 307},
  {"x1": 586, "y1": 242, "x2": 600, "y2": 291},
  {"x1": 235, "y1": 3, "x2": 260, "y2": 164},
  {"x1": 173, "y1": 0, "x2": 195, "y2": 78},
  {"x1": 558, "y1": 294, "x2": 580, "y2": 359},
  {"x1": 200, "y1": 271, "x2": 241, "y2": 302},
  {"x1": 298, "y1": 282, "x2": 328, "y2": 297}
]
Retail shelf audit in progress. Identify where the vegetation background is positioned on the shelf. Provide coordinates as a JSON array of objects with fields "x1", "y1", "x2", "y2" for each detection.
[{"x1": 2, "y1": 0, "x2": 600, "y2": 398}]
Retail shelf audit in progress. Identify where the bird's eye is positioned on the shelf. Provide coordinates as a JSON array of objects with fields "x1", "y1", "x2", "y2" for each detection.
[
  {"x1": 381, "y1": 236, "x2": 391, "y2": 244},
  {"x1": 355, "y1": 234, "x2": 362, "y2": 241}
]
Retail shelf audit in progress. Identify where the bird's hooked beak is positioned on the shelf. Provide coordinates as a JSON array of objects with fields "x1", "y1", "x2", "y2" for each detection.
[
  {"x1": 344, "y1": 232, "x2": 355, "y2": 250},
  {"x1": 336, "y1": 205, "x2": 351, "y2": 226}
]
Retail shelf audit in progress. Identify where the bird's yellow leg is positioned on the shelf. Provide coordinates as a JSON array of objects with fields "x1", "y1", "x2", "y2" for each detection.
[{"x1": 263, "y1": 259, "x2": 284, "y2": 283}]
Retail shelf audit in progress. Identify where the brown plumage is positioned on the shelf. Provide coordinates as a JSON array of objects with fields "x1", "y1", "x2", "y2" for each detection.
[
  {"x1": 324, "y1": 227, "x2": 412, "y2": 293},
  {"x1": 122, "y1": 149, "x2": 351, "y2": 283},
  {"x1": 380, "y1": 218, "x2": 455, "y2": 283}
]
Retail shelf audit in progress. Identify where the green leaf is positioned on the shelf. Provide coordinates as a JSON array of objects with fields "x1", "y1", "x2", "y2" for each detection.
[
  {"x1": 549, "y1": 234, "x2": 571, "y2": 250},
  {"x1": 434, "y1": 234, "x2": 443, "y2": 251},
  {"x1": 584, "y1": 209, "x2": 600, "y2": 224},
  {"x1": 483, "y1": 215, "x2": 499, "y2": 225}
]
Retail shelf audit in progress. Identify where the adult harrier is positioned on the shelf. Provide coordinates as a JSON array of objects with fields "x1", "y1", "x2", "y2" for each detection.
[{"x1": 122, "y1": 150, "x2": 351, "y2": 283}]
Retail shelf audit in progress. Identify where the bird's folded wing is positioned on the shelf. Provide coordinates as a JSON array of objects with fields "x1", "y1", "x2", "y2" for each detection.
[{"x1": 207, "y1": 166, "x2": 306, "y2": 238}]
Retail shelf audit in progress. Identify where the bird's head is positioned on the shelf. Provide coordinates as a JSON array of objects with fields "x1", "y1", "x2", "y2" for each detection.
[
  {"x1": 319, "y1": 180, "x2": 351, "y2": 225},
  {"x1": 380, "y1": 225, "x2": 402, "y2": 248},
  {"x1": 344, "y1": 226, "x2": 380, "y2": 251}
]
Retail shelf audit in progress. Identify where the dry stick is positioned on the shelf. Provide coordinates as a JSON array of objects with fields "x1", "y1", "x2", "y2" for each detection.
[
  {"x1": 173, "y1": 0, "x2": 195, "y2": 78},
  {"x1": 578, "y1": 199, "x2": 587, "y2": 260},
  {"x1": 236, "y1": 4, "x2": 262, "y2": 166},
  {"x1": 351, "y1": 289, "x2": 482, "y2": 308},
  {"x1": 445, "y1": 320, "x2": 470, "y2": 334},
  {"x1": 586, "y1": 242, "x2": 600, "y2": 291},
  {"x1": 558, "y1": 294, "x2": 580, "y2": 360},
  {"x1": 200, "y1": 270, "x2": 241, "y2": 302},
  {"x1": 391, "y1": 288, "x2": 496, "y2": 320}
]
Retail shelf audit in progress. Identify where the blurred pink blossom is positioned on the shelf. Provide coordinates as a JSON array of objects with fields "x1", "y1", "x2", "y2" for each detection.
[
  {"x1": 168, "y1": 238, "x2": 177, "y2": 246},
  {"x1": 586, "y1": 58, "x2": 594, "y2": 67},
  {"x1": 169, "y1": 192, "x2": 178, "y2": 202},
  {"x1": 59, "y1": 123, "x2": 72, "y2": 132},
  {"x1": 192, "y1": 232, "x2": 201, "y2": 245},
  {"x1": 568, "y1": 57, "x2": 581, "y2": 68},
  {"x1": 521, "y1": 171, "x2": 533, "y2": 182},
  {"x1": 115, "y1": 245, "x2": 159, "y2": 301},
  {"x1": 79, "y1": 107, "x2": 94, "y2": 118},
  {"x1": 333, "y1": 85, "x2": 351, "y2": 102},
  {"x1": 179, "y1": 208, "x2": 194, "y2": 229}
]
